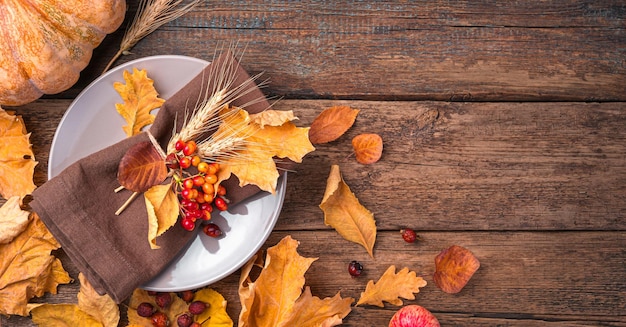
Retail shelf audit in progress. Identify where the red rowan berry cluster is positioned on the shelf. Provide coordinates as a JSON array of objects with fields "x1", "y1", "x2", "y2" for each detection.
[{"x1": 167, "y1": 139, "x2": 229, "y2": 233}]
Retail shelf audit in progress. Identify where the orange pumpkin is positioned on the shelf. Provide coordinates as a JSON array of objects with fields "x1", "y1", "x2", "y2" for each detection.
[{"x1": 0, "y1": 0, "x2": 126, "y2": 106}]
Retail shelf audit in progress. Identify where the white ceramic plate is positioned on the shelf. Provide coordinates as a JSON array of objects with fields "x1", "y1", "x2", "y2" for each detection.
[{"x1": 49, "y1": 55, "x2": 286, "y2": 291}]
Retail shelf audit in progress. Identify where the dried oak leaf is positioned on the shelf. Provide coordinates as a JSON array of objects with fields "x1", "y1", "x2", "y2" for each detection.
[
  {"x1": 216, "y1": 108, "x2": 314, "y2": 194},
  {"x1": 308, "y1": 105, "x2": 359, "y2": 144},
  {"x1": 114, "y1": 68, "x2": 165, "y2": 137},
  {"x1": 0, "y1": 214, "x2": 71, "y2": 316},
  {"x1": 356, "y1": 265, "x2": 427, "y2": 307},
  {"x1": 0, "y1": 108, "x2": 37, "y2": 200},
  {"x1": 144, "y1": 184, "x2": 180, "y2": 249},
  {"x1": 118, "y1": 141, "x2": 168, "y2": 193},
  {"x1": 29, "y1": 273, "x2": 119, "y2": 327},
  {"x1": 239, "y1": 236, "x2": 353, "y2": 327},
  {"x1": 0, "y1": 196, "x2": 30, "y2": 244},
  {"x1": 320, "y1": 164, "x2": 376, "y2": 257},
  {"x1": 433, "y1": 245, "x2": 480, "y2": 294},
  {"x1": 352, "y1": 133, "x2": 383, "y2": 164}
]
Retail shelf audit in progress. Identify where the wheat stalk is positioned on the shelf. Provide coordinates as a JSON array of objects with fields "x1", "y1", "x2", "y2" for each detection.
[{"x1": 103, "y1": 0, "x2": 201, "y2": 73}]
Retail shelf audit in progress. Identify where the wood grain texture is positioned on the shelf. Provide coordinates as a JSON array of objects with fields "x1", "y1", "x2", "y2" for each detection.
[{"x1": 45, "y1": 0, "x2": 626, "y2": 101}]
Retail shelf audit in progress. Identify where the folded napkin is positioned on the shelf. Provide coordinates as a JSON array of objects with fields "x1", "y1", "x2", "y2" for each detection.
[{"x1": 31, "y1": 52, "x2": 269, "y2": 303}]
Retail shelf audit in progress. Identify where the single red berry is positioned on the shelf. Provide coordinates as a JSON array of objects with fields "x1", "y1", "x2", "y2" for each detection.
[
  {"x1": 214, "y1": 197, "x2": 228, "y2": 211},
  {"x1": 182, "y1": 178, "x2": 195, "y2": 189},
  {"x1": 183, "y1": 140, "x2": 197, "y2": 156},
  {"x1": 176, "y1": 313, "x2": 193, "y2": 327},
  {"x1": 154, "y1": 292, "x2": 172, "y2": 309},
  {"x1": 348, "y1": 260, "x2": 363, "y2": 277},
  {"x1": 182, "y1": 199, "x2": 199, "y2": 211},
  {"x1": 179, "y1": 156, "x2": 192, "y2": 169},
  {"x1": 181, "y1": 218, "x2": 196, "y2": 231},
  {"x1": 178, "y1": 290, "x2": 194, "y2": 303},
  {"x1": 202, "y1": 223, "x2": 222, "y2": 238},
  {"x1": 136, "y1": 302, "x2": 156, "y2": 317},
  {"x1": 401, "y1": 228, "x2": 419, "y2": 243},
  {"x1": 151, "y1": 311, "x2": 169, "y2": 327},
  {"x1": 188, "y1": 300, "x2": 207, "y2": 315},
  {"x1": 175, "y1": 140, "x2": 186, "y2": 152}
]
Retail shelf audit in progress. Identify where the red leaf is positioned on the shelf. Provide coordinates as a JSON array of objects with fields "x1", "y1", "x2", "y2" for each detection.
[{"x1": 117, "y1": 141, "x2": 167, "y2": 192}]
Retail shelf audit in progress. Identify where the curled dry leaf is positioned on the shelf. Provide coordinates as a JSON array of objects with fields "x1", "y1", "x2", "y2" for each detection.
[
  {"x1": 308, "y1": 105, "x2": 359, "y2": 144},
  {"x1": 144, "y1": 184, "x2": 180, "y2": 249},
  {"x1": 0, "y1": 196, "x2": 30, "y2": 244},
  {"x1": 239, "y1": 236, "x2": 353, "y2": 327},
  {"x1": 352, "y1": 133, "x2": 383, "y2": 164},
  {"x1": 0, "y1": 214, "x2": 71, "y2": 316},
  {"x1": 356, "y1": 265, "x2": 427, "y2": 307},
  {"x1": 320, "y1": 164, "x2": 376, "y2": 257},
  {"x1": 117, "y1": 141, "x2": 168, "y2": 193},
  {"x1": 433, "y1": 245, "x2": 480, "y2": 294},
  {"x1": 29, "y1": 273, "x2": 120, "y2": 327},
  {"x1": 114, "y1": 68, "x2": 165, "y2": 137},
  {"x1": 250, "y1": 109, "x2": 297, "y2": 128},
  {"x1": 0, "y1": 108, "x2": 37, "y2": 201}
]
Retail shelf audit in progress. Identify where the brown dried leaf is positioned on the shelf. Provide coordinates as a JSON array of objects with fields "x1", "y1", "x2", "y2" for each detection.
[
  {"x1": 356, "y1": 265, "x2": 427, "y2": 307},
  {"x1": 0, "y1": 196, "x2": 30, "y2": 244},
  {"x1": 308, "y1": 105, "x2": 359, "y2": 144},
  {"x1": 0, "y1": 108, "x2": 37, "y2": 200},
  {"x1": 352, "y1": 133, "x2": 383, "y2": 164},
  {"x1": 114, "y1": 68, "x2": 165, "y2": 137},
  {"x1": 433, "y1": 245, "x2": 480, "y2": 294},
  {"x1": 319, "y1": 165, "x2": 376, "y2": 257},
  {"x1": 238, "y1": 236, "x2": 353, "y2": 327},
  {"x1": 0, "y1": 214, "x2": 71, "y2": 316},
  {"x1": 117, "y1": 141, "x2": 167, "y2": 193},
  {"x1": 144, "y1": 184, "x2": 180, "y2": 249}
]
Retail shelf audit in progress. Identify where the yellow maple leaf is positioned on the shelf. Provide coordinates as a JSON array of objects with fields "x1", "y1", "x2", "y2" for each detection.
[
  {"x1": 320, "y1": 164, "x2": 377, "y2": 257},
  {"x1": 114, "y1": 68, "x2": 165, "y2": 137},
  {"x1": 356, "y1": 265, "x2": 427, "y2": 307},
  {"x1": 0, "y1": 214, "x2": 71, "y2": 316},
  {"x1": 29, "y1": 273, "x2": 119, "y2": 327},
  {"x1": 212, "y1": 107, "x2": 314, "y2": 194},
  {"x1": 0, "y1": 196, "x2": 30, "y2": 244},
  {"x1": 0, "y1": 108, "x2": 37, "y2": 201},
  {"x1": 144, "y1": 184, "x2": 180, "y2": 249},
  {"x1": 238, "y1": 236, "x2": 354, "y2": 327}
]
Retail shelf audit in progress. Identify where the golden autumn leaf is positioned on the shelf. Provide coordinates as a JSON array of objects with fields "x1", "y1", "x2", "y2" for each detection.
[
  {"x1": 0, "y1": 214, "x2": 71, "y2": 316},
  {"x1": 320, "y1": 164, "x2": 376, "y2": 257},
  {"x1": 118, "y1": 141, "x2": 168, "y2": 193},
  {"x1": 194, "y1": 288, "x2": 234, "y2": 327},
  {"x1": 356, "y1": 265, "x2": 427, "y2": 307},
  {"x1": 0, "y1": 196, "x2": 30, "y2": 244},
  {"x1": 238, "y1": 236, "x2": 353, "y2": 327},
  {"x1": 308, "y1": 105, "x2": 359, "y2": 144},
  {"x1": 214, "y1": 107, "x2": 314, "y2": 194},
  {"x1": 0, "y1": 108, "x2": 37, "y2": 200},
  {"x1": 30, "y1": 304, "x2": 104, "y2": 327},
  {"x1": 29, "y1": 273, "x2": 119, "y2": 327},
  {"x1": 114, "y1": 68, "x2": 165, "y2": 137},
  {"x1": 250, "y1": 109, "x2": 297, "y2": 128},
  {"x1": 144, "y1": 184, "x2": 180, "y2": 249},
  {"x1": 352, "y1": 133, "x2": 383, "y2": 164},
  {"x1": 433, "y1": 245, "x2": 480, "y2": 294}
]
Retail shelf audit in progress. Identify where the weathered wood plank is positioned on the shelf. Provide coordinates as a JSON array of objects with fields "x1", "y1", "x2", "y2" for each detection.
[
  {"x1": 3, "y1": 231, "x2": 624, "y2": 326},
  {"x1": 41, "y1": 0, "x2": 625, "y2": 102},
  {"x1": 13, "y1": 100, "x2": 626, "y2": 231}
]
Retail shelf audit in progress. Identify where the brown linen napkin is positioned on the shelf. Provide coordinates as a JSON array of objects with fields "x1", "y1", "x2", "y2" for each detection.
[{"x1": 30, "y1": 52, "x2": 269, "y2": 303}]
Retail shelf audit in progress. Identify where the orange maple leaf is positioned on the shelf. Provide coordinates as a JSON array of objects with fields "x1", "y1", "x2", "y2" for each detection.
[
  {"x1": 320, "y1": 164, "x2": 377, "y2": 257},
  {"x1": 239, "y1": 236, "x2": 353, "y2": 327},
  {"x1": 114, "y1": 68, "x2": 165, "y2": 137},
  {"x1": 356, "y1": 265, "x2": 427, "y2": 307},
  {"x1": 0, "y1": 108, "x2": 37, "y2": 201}
]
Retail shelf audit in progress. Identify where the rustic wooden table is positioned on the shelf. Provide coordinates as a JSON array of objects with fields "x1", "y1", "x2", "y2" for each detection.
[{"x1": 3, "y1": 1, "x2": 625, "y2": 326}]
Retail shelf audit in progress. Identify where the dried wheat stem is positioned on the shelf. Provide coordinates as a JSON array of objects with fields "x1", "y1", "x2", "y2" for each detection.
[{"x1": 115, "y1": 192, "x2": 139, "y2": 215}]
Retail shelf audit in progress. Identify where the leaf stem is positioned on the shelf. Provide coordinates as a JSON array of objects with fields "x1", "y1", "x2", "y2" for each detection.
[{"x1": 115, "y1": 192, "x2": 139, "y2": 216}]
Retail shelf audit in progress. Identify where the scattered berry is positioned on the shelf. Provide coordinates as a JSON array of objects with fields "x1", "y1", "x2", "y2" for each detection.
[
  {"x1": 151, "y1": 311, "x2": 169, "y2": 327},
  {"x1": 401, "y1": 228, "x2": 419, "y2": 243},
  {"x1": 178, "y1": 290, "x2": 194, "y2": 302},
  {"x1": 202, "y1": 223, "x2": 223, "y2": 238},
  {"x1": 188, "y1": 300, "x2": 207, "y2": 315},
  {"x1": 348, "y1": 260, "x2": 363, "y2": 277},
  {"x1": 176, "y1": 313, "x2": 193, "y2": 327},
  {"x1": 136, "y1": 302, "x2": 156, "y2": 317},
  {"x1": 154, "y1": 292, "x2": 172, "y2": 309}
]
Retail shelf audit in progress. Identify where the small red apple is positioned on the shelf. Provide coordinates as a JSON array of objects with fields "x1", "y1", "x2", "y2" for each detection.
[{"x1": 388, "y1": 305, "x2": 440, "y2": 327}]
